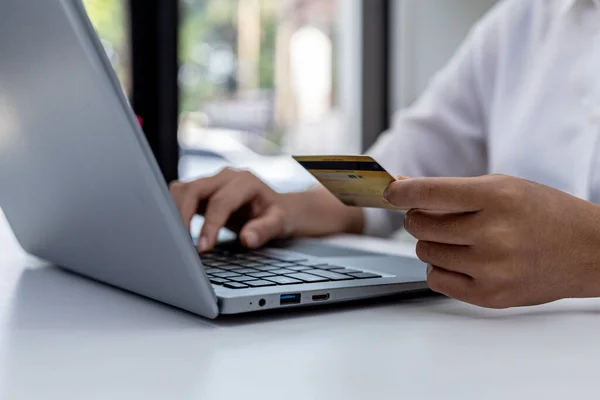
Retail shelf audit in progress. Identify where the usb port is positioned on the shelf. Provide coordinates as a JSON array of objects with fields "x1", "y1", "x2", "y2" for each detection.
[
  {"x1": 280, "y1": 293, "x2": 301, "y2": 305},
  {"x1": 312, "y1": 294, "x2": 330, "y2": 302}
]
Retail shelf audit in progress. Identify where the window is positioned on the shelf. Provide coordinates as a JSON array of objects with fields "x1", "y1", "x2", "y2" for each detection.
[
  {"x1": 178, "y1": 0, "x2": 345, "y2": 159},
  {"x1": 79, "y1": 1, "x2": 382, "y2": 187},
  {"x1": 83, "y1": 0, "x2": 131, "y2": 96}
]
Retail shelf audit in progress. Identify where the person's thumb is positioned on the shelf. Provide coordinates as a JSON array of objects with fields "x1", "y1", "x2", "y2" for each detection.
[{"x1": 384, "y1": 176, "x2": 413, "y2": 200}]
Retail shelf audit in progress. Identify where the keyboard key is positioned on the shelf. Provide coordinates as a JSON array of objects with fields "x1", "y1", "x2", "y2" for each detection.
[
  {"x1": 328, "y1": 268, "x2": 360, "y2": 274},
  {"x1": 252, "y1": 265, "x2": 279, "y2": 272},
  {"x1": 269, "y1": 268, "x2": 295, "y2": 275},
  {"x1": 305, "y1": 269, "x2": 355, "y2": 281},
  {"x1": 312, "y1": 265, "x2": 342, "y2": 270},
  {"x1": 219, "y1": 265, "x2": 244, "y2": 271},
  {"x1": 285, "y1": 273, "x2": 328, "y2": 283},
  {"x1": 232, "y1": 260, "x2": 252, "y2": 266},
  {"x1": 275, "y1": 255, "x2": 308, "y2": 262},
  {"x1": 268, "y1": 261, "x2": 296, "y2": 268},
  {"x1": 265, "y1": 276, "x2": 303, "y2": 285},
  {"x1": 248, "y1": 272, "x2": 276, "y2": 278},
  {"x1": 203, "y1": 260, "x2": 230, "y2": 267},
  {"x1": 348, "y1": 272, "x2": 382, "y2": 279},
  {"x1": 229, "y1": 276, "x2": 257, "y2": 282},
  {"x1": 246, "y1": 280, "x2": 277, "y2": 287},
  {"x1": 296, "y1": 260, "x2": 328, "y2": 267},
  {"x1": 205, "y1": 268, "x2": 224, "y2": 274},
  {"x1": 289, "y1": 266, "x2": 311, "y2": 271},
  {"x1": 224, "y1": 282, "x2": 249, "y2": 289},
  {"x1": 210, "y1": 258, "x2": 232, "y2": 264},
  {"x1": 209, "y1": 278, "x2": 229, "y2": 285},
  {"x1": 249, "y1": 251, "x2": 276, "y2": 259},
  {"x1": 245, "y1": 262, "x2": 263, "y2": 267},
  {"x1": 258, "y1": 257, "x2": 279, "y2": 262},
  {"x1": 236, "y1": 261, "x2": 263, "y2": 267},
  {"x1": 234, "y1": 268, "x2": 258, "y2": 274},
  {"x1": 211, "y1": 272, "x2": 241, "y2": 278},
  {"x1": 245, "y1": 255, "x2": 267, "y2": 261}
]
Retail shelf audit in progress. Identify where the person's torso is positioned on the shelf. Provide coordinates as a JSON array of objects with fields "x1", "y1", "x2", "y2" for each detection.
[{"x1": 488, "y1": 0, "x2": 600, "y2": 201}]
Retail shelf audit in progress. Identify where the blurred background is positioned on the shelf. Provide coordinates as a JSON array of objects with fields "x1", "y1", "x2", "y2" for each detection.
[{"x1": 82, "y1": 0, "x2": 497, "y2": 192}]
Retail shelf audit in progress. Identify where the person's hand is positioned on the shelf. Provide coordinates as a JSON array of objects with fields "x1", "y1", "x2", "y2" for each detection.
[
  {"x1": 170, "y1": 168, "x2": 364, "y2": 253},
  {"x1": 384, "y1": 174, "x2": 600, "y2": 308},
  {"x1": 170, "y1": 168, "x2": 292, "y2": 253}
]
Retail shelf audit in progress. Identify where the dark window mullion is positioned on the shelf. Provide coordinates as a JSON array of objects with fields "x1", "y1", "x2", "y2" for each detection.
[
  {"x1": 129, "y1": 0, "x2": 180, "y2": 183},
  {"x1": 361, "y1": 0, "x2": 391, "y2": 151}
]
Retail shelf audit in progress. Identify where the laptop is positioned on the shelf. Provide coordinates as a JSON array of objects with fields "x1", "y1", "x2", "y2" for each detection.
[{"x1": 0, "y1": 0, "x2": 428, "y2": 318}]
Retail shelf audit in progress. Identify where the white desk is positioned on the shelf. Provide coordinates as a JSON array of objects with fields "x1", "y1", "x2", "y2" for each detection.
[{"x1": 0, "y1": 210, "x2": 599, "y2": 400}]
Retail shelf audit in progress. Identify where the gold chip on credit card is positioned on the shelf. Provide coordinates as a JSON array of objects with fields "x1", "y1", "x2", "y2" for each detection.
[{"x1": 293, "y1": 155, "x2": 406, "y2": 209}]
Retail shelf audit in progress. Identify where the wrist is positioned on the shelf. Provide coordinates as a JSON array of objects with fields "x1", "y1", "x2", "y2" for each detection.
[
  {"x1": 281, "y1": 187, "x2": 364, "y2": 238},
  {"x1": 568, "y1": 205, "x2": 600, "y2": 299},
  {"x1": 280, "y1": 191, "x2": 310, "y2": 237}
]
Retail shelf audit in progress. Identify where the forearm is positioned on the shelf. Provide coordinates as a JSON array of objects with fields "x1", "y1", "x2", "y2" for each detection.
[{"x1": 282, "y1": 185, "x2": 364, "y2": 238}]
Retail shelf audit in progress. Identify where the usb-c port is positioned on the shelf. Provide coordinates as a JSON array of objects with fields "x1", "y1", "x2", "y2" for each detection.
[{"x1": 312, "y1": 294, "x2": 330, "y2": 302}]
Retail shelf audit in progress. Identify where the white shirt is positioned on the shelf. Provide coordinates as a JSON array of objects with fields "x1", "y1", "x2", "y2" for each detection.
[{"x1": 363, "y1": 0, "x2": 600, "y2": 237}]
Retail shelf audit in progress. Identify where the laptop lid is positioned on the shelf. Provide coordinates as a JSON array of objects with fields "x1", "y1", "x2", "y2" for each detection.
[{"x1": 0, "y1": 0, "x2": 219, "y2": 318}]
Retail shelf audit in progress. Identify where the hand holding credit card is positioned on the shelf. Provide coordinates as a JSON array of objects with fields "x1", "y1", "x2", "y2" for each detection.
[{"x1": 293, "y1": 155, "x2": 408, "y2": 209}]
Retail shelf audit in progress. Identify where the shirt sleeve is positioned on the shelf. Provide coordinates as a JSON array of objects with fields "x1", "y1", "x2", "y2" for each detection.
[{"x1": 362, "y1": 0, "x2": 511, "y2": 237}]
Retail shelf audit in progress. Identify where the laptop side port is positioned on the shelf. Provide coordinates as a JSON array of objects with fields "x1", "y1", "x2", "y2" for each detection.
[
  {"x1": 280, "y1": 293, "x2": 301, "y2": 305},
  {"x1": 312, "y1": 294, "x2": 330, "y2": 302}
]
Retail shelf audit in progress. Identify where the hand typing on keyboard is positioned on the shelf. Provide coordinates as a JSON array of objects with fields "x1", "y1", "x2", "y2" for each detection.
[{"x1": 169, "y1": 168, "x2": 364, "y2": 253}]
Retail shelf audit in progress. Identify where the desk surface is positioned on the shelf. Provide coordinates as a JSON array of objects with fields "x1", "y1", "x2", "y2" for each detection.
[{"x1": 0, "y1": 210, "x2": 599, "y2": 400}]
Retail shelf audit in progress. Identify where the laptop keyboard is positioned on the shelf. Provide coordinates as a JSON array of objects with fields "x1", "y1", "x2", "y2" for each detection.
[{"x1": 201, "y1": 248, "x2": 382, "y2": 289}]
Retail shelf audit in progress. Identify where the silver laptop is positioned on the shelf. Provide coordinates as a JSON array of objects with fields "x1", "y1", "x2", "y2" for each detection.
[{"x1": 0, "y1": 0, "x2": 428, "y2": 318}]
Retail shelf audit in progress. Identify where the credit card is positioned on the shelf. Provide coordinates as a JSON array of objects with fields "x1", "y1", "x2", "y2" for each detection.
[{"x1": 293, "y1": 155, "x2": 405, "y2": 209}]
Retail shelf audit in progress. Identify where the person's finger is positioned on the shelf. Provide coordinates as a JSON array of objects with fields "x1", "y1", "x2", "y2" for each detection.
[
  {"x1": 426, "y1": 264, "x2": 476, "y2": 303},
  {"x1": 170, "y1": 180, "x2": 212, "y2": 232},
  {"x1": 170, "y1": 169, "x2": 236, "y2": 232},
  {"x1": 239, "y1": 207, "x2": 287, "y2": 249},
  {"x1": 384, "y1": 177, "x2": 485, "y2": 212},
  {"x1": 404, "y1": 210, "x2": 480, "y2": 245},
  {"x1": 416, "y1": 241, "x2": 478, "y2": 276},
  {"x1": 199, "y1": 173, "x2": 265, "y2": 252},
  {"x1": 169, "y1": 180, "x2": 185, "y2": 211}
]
